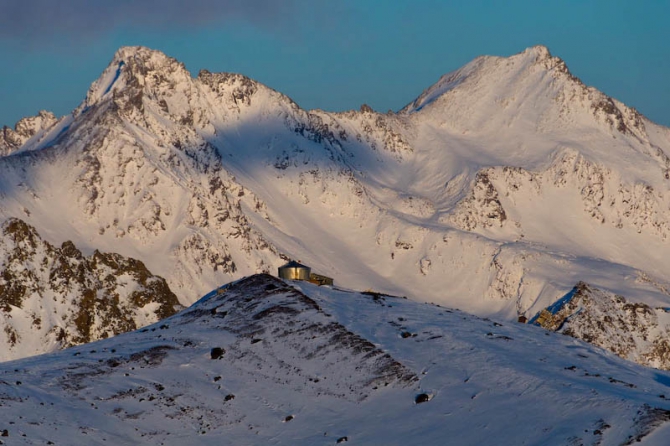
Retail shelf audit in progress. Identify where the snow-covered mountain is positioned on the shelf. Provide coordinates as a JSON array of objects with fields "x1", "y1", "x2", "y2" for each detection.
[
  {"x1": 3, "y1": 45, "x2": 670, "y2": 366},
  {"x1": 0, "y1": 218, "x2": 182, "y2": 361},
  {"x1": 2, "y1": 274, "x2": 670, "y2": 445}
]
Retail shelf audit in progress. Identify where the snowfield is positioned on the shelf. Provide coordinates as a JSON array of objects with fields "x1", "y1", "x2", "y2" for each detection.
[{"x1": 2, "y1": 275, "x2": 670, "y2": 445}]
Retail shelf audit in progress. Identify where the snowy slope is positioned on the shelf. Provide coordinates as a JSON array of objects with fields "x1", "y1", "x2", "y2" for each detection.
[
  {"x1": 2, "y1": 275, "x2": 670, "y2": 445},
  {"x1": 3, "y1": 45, "x2": 670, "y2": 367}
]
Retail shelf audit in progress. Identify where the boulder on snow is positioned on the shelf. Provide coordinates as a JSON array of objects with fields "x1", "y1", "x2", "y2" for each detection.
[
  {"x1": 415, "y1": 393, "x2": 431, "y2": 404},
  {"x1": 210, "y1": 347, "x2": 225, "y2": 359}
]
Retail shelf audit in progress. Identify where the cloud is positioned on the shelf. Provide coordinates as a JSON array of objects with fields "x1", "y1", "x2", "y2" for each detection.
[{"x1": 0, "y1": 0, "x2": 304, "y2": 44}]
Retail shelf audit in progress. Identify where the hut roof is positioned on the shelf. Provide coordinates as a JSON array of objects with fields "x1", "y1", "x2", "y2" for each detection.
[{"x1": 279, "y1": 260, "x2": 309, "y2": 270}]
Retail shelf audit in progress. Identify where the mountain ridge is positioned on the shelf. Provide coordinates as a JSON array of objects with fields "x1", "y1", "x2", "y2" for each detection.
[{"x1": 2, "y1": 45, "x2": 670, "y2": 370}]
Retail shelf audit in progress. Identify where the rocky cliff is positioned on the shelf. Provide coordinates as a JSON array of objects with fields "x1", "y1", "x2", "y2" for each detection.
[{"x1": 0, "y1": 218, "x2": 182, "y2": 361}]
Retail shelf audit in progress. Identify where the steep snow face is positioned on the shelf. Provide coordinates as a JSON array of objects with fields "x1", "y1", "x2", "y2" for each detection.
[
  {"x1": 0, "y1": 218, "x2": 182, "y2": 361},
  {"x1": 2, "y1": 275, "x2": 670, "y2": 445},
  {"x1": 2, "y1": 45, "x2": 670, "y2": 370},
  {"x1": 403, "y1": 45, "x2": 647, "y2": 143}
]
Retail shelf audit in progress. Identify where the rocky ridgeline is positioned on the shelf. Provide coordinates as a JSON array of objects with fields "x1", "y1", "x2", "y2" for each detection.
[
  {"x1": 449, "y1": 149, "x2": 670, "y2": 241},
  {"x1": 532, "y1": 282, "x2": 670, "y2": 370},
  {"x1": 0, "y1": 218, "x2": 182, "y2": 361},
  {"x1": 0, "y1": 110, "x2": 58, "y2": 156}
]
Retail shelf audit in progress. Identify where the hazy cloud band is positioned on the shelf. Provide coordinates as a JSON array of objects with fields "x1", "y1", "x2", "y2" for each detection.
[{"x1": 0, "y1": 0, "x2": 302, "y2": 43}]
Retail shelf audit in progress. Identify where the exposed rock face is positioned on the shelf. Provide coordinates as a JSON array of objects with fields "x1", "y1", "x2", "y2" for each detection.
[
  {"x1": 449, "y1": 170, "x2": 508, "y2": 230},
  {"x1": 445, "y1": 147, "x2": 670, "y2": 239},
  {"x1": 532, "y1": 282, "x2": 670, "y2": 370},
  {"x1": 0, "y1": 111, "x2": 58, "y2": 156},
  {"x1": 0, "y1": 218, "x2": 182, "y2": 361}
]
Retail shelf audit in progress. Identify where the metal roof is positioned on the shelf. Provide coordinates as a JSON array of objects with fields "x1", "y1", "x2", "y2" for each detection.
[{"x1": 279, "y1": 260, "x2": 309, "y2": 269}]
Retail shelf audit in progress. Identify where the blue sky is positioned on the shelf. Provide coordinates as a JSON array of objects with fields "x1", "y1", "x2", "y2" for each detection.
[{"x1": 1, "y1": 0, "x2": 668, "y2": 127}]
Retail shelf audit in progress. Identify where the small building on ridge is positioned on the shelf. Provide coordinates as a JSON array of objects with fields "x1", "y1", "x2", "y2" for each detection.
[
  {"x1": 278, "y1": 261, "x2": 311, "y2": 281},
  {"x1": 278, "y1": 261, "x2": 333, "y2": 286}
]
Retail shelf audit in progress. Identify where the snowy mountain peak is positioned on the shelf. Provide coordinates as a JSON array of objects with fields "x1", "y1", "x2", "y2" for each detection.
[
  {"x1": 112, "y1": 45, "x2": 171, "y2": 64},
  {"x1": 76, "y1": 45, "x2": 297, "y2": 136},
  {"x1": 401, "y1": 44, "x2": 649, "y2": 140},
  {"x1": 81, "y1": 46, "x2": 190, "y2": 111},
  {"x1": 522, "y1": 44, "x2": 552, "y2": 60},
  {"x1": 401, "y1": 45, "x2": 568, "y2": 115},
  {"x1": 515, "y1": 44, "x2": 564, "y2": 68}
]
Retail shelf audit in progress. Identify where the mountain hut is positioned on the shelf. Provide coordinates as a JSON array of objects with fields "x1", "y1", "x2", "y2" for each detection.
[
  {"x1": 278, "y1": 261, "x2": 334, "y2": 286},
  {"x1": 278, "y1": 261, "x2": 311, "y2": 281}
]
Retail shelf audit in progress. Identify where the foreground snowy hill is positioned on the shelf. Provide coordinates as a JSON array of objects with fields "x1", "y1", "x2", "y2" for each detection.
[
  {"x1": 3, "y1": 45, "x2": 670, "y2": 366},
  {"x1": 2, "y1": 274, "x2": 670, "y2": 445}
]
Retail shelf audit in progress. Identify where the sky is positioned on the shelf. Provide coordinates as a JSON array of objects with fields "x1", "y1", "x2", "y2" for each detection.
[{"x1": 1, "y1": 0, "x2": 668, "y2": 127}]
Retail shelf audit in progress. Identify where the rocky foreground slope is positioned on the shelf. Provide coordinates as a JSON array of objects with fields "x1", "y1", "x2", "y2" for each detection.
[
  {"x1": 2, "y1": 274, "x2": 670, "y2": 445},
  {"x1": 3, "y1": 45, "x2": 670, "y2": 369}
]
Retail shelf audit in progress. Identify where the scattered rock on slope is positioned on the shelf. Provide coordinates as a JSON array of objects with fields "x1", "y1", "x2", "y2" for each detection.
[{"x1": 179, "y1": 274, "x2": 418, "y2": 401}]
